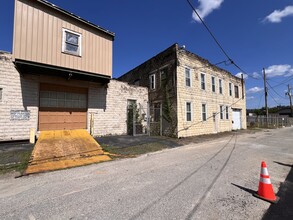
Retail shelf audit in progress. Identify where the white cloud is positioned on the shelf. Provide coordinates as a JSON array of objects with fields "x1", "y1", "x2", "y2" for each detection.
[
  {"x1": 235, "y1": 72, "x2": 248, "y2": 79},
  {"x1": 265, "y1": 64, "x2": 293, "y2": 78},
  {"x1": 246, "y1": 87, "x2": 263, "y2": 94},
  {"x1": 246, "y1": 96, "x2": 255, "y2": 100},
  {"x1": 264, "y1": 5, "x2": 293, "y2": 23},
  {"x1": 192, "y1": 0, "x2": 224, "y2": 22},
  {"x1": 252, "y1": 72, "x2": 261, "y2": 79}
]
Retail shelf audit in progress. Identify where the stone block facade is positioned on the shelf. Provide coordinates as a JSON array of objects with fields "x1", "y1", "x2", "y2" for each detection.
[
  {"x1": 119, "y1": 44, "x2": 247, "y2": 138},
  {"x1": 176, "y1": 49, "x2": 246, "y2": 137},
  {"x1": 0, "y1": 51, "x2": 148, "y2": 141}
]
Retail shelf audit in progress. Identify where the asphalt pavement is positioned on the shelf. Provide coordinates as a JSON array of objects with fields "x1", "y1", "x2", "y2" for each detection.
[{"x1": 0, "y1": 127, "x2": 292, "y2": 219}]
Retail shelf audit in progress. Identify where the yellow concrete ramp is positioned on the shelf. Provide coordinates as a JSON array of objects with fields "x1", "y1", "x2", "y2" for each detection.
[{"x1": 25, "y1": 129, "x2": 111, "y2": 174}]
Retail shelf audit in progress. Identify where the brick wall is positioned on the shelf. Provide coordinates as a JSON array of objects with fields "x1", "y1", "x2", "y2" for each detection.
[
  {"x1": 0, "y1": 51, "x2": 148, "y2": 141},
  {"x1": 88, "y1": 80, "x2": 148, "y2": 136},
  {"x1": 176, "y1": 49, "x2": 247, "y2": 137}
]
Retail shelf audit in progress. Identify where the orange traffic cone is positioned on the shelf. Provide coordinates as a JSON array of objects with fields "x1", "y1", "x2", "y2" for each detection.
[{"x1": 254, "y1": 161, "x2": 279, "y2": 203}]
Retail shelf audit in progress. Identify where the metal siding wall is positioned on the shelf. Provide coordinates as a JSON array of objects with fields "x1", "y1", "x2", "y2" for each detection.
[{"x1": 13, "y1": 0, "x2": 113, "y2": 77}]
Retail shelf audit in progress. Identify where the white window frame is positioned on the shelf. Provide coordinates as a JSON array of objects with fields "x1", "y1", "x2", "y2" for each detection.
[
  {"x1": 202, "y1": 103, "x2": 207, "y2": 121},
  {"x1": 235, "y1": 85, "x2": 239, "y2": 98},
  {"x1": 186, "y1": 102, "x2": 192, "y2": 122},
  {"x1": 211, "y1": 76, "x2": 216, "y2": 93},
  {"x1": 229, "y1": 82, "x2": 233, "y2": 96},
  {"x1": 220, "y1": 105, "x2": 224, "y2": 120},
  {"x1": 185, "y1": 67, "x2": 191, "y2": 87},
  {"x1": 200, "y1": 73, "x2": 206, "y2": 90},
  {"x1": 226, "y1": 106, "x2": 229, "y2": 120},
  {"x1": 62, "y1": 28, "x2": 82, "y2": 56},
  {"x1": 149, "y1": 74, "x2": 156, "y2": 90},
  {"x1": 219, "y1": 79, "x2": 223, "y2": 94}
]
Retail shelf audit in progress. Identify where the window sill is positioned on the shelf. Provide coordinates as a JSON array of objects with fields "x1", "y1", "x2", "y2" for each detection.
[{"x1": 62, "y1": 51, "x2": 82, "y2": 57}]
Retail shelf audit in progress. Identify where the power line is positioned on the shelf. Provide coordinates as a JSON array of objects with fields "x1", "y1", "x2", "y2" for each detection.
[
  {"x1": 266, "y1": 80, "x2": 287, "y2": 100},
  {"x1": 186, "y1": 0, "x2": 256, "y2": 81},
  {"x1": 267, "y1": 90, "x2": 280, "y2": 106}
]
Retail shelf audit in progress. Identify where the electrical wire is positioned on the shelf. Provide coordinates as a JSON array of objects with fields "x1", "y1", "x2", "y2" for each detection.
[
  {"x1": 266, "y1": 80, "x2": 287, "y2": 100},
  {"x1": 186, "y1": 0, "x2": 257, "y2": 81}
]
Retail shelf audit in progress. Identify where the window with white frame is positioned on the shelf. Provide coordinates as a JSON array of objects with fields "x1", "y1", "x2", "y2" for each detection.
[
  {"x1": 219, "y1": 79, "x2": 223, "y2": 94},
  {"x1": 202, "y1": 103, "x2": 207, "y2": 121},
  {"x1": 186, "y1": 102, "x2": 192, "y2": 121},
  {"x1": 229, "y1": 82, "x2": 232, "y2": 96},
  {"x1": 185, "y1": 68, "x2": 191, "y2": 87},
  {"x1": 235, "y1": 85, "x2": 239, "y2": 98},
  {"x1": 62, "y1": 28, "x2": 82, "y2": 56},
  {"x1": 220, "y1": 105, "x2": 224, "y2": 119},
  {"x1": 201, "y1": 73, "x2": 205, "y2": 90},
  {"x1": 211, "y1": 76, "x2": 216, "y2": 92},
  {"x1": 226, "y1": 106, "x2": 229, "y2": 119},
  {"x1": 149, "y1": 74, "x2": 156, "y2": 90}
]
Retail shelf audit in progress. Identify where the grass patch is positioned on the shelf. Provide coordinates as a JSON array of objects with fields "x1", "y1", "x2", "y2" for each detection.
[
  {"x1": 102, "y1": 142, "x2": 170, "y2": 158},
  {"x1": 0, "y1": 150, "x2": 32, "y2": 175}
]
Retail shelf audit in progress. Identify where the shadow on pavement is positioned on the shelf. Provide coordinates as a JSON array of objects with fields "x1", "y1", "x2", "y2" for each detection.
[
  {"x1": 95, "y1": 135, "x2": 181, "y2": 148},
  {"x1": 231, "y1": 183, "x2": 256, "y2": 195},
  {"x1": 262, "y1": 162, "x2": 293, "y2": 220}
]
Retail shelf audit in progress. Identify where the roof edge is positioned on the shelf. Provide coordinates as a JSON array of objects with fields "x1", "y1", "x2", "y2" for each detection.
[{"x1": 37, "y1": 0, "x2": 115, "y2": 38}]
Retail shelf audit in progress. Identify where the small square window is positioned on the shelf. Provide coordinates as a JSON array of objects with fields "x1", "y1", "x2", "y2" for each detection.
[{"x1": 62, "y1": 29, "x2": 82, "y2": 56}]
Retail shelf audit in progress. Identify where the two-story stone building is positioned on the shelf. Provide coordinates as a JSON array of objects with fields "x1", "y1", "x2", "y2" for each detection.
[
  {"x1": 119, "y1": 44, "x2": 247, "y2": 138},
  {"x1": 0, "y1": 0, "x2": 148, "y2": 141}
]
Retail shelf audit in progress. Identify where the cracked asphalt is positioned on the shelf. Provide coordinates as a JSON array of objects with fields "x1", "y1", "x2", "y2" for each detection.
[{"x1": 0, "y1": 127, "x2": 292, "y2": 219}]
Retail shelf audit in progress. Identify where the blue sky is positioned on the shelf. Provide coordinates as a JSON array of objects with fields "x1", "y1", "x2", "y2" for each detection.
[{"x1": 1, "y1": 0, "x2": 293, "y2": 109}]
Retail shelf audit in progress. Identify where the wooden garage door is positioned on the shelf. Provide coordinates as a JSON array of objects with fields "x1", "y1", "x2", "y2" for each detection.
[{"x1": 39, "y1": 84, "x2": 88, "y2": 131}]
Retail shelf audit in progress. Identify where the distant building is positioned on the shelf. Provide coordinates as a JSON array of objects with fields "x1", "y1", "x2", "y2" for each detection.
[{"x1": 119, "y1": 44, "x2": 247, "y2": 137}]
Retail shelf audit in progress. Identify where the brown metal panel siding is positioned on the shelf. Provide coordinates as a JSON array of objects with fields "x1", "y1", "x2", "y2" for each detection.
[{"x1": 13, "y1": 0, "x2": 113, "y2": 77}]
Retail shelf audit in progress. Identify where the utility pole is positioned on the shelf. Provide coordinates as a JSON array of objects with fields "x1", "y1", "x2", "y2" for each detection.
[
  {"x1": 286, "y1": 84, "x2": 293, "y2": 117},
  {"x1": 263, "y1": 68, "x2": 269, "y2": 127}
]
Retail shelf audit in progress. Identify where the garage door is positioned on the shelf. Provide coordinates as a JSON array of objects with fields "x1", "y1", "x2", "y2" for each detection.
[
  {"x1": 39, "y1": 84, "x2": 88, "y2": 131},
  {"x1": 232, "y1": 109, "x2": 241, "y2": 130}
]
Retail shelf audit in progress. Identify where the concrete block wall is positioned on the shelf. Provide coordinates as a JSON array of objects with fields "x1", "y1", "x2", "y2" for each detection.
[
  {"x1": 89, "y1": 80, "x2": 148, "y2": 136},
  {"x1": 0, "y1": 51, "x2": 39, "y2": 141},
  {"x1": 176, "y1": 51, "x2": 247, "y2": 137},
  {"x1": 0, "y1": 51, "x2": 148, "y2": 141}
]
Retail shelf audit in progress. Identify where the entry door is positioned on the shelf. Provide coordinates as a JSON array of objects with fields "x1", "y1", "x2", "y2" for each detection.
[{"x1": 232, "y1": 109, "x2": 241, "y2": 130}]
